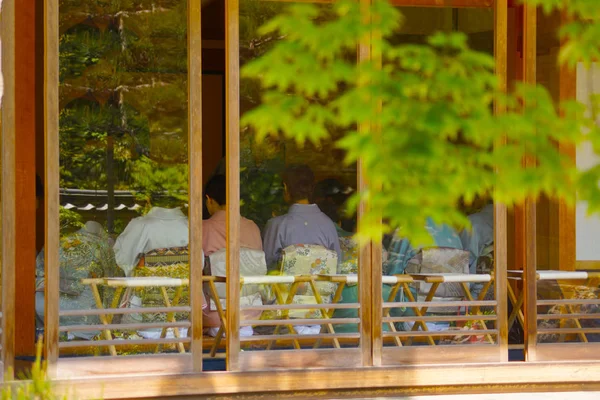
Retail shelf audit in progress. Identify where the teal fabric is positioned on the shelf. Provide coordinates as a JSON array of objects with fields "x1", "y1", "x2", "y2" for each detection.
[
  {"x1": 332, "y1": 285, "x2": 393, "y2": 333},
  {"x1": 335, "y1": 224, "x2": 353, "y2": 238},
  {"x1": 459, "y1": 204, "x2": 494, "y2": 274},
  {"x1": 383, "y1": 217, "x2": 463, "y2": 275},
  {"x1": 383, "y1": 219, "x2": 463, "y2": 328}
]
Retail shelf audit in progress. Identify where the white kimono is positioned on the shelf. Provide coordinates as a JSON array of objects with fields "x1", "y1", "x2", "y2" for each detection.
[{"x1": 113, "y1": 207, "x2": 189, "y2": 276}]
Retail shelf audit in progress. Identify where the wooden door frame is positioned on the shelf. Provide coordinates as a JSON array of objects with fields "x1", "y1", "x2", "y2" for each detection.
[
  {"x1": 43, "y1": 0, "x2": 205, "y2": 376},
  {"x1": 2, "y1": 0, "x2": 17, "y2": 379},
  {"x1": 225, "y1": 0, "x2": 509, "y2": 370},
  {"x1": 232, "y1": 0, "x2": 510, "y2": 367},
  {"x1": 225, "y1": 0, "x2": 241, "y2": 372},
  {"x1": 521, "y1": 2, "x2": 538, "y2": 362},
  {"x1": 374, "y1": 0, "x2": 509, "y2": 365},
  {"x1": 227, "y1": 0, "x2": 366, "y2": 371}
]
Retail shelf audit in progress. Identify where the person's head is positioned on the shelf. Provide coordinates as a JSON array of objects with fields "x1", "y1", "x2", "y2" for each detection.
[
  {"x1": 313, "y1": 178, "x2": 345, "y2": 204},
  {"x1": 36, "y1": 175, "x2": 44, "y2": 210},
  {"x1": 318, "y1": 200, "x2": 340, "y2": 226},
  {"x1": 313, "y1": 178, "x2": 348, "y2": 206},
  {"x1": 81, "y1": 221, "x2": 107, "y2": 238},
  {"x1": 282, "y1": 164, "x2": 315, "y2": 204},
  {"x1": 205, "y1": 174, "x2": 226, "y2": 216}
]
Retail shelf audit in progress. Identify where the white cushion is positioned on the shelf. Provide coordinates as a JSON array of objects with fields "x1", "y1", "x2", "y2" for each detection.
[{"x1": 209, "y1": 248, "x2": 267, "y2": 299}]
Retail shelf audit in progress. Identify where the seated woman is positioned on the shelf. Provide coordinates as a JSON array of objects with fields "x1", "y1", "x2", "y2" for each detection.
[
  {"x1": 383, "y1": 218, "x2": 465, "y2": 331},
  {"x1": 263, "y1": 164, "x2": 341, "y2": 269},
  {"x1": 113, "y1": 206, "x2": 189, "y2": 276},
  {"x1": 262, "y1": 165, "x2": 341, "y2": 334},
  {"x1": 459, "y1": 198, "x2": 494, "y2": 275},
  {"x1": 35, "y1": 221, "x2": 123, "y2": 340},
  {"x1": 203, "y1": 174, "x2": 264, "y2": 337},
  {"x1": 459, "y1": 200, "x2": 494, "y2": 299},
  {"x1": 316, "y1": 192, "x2": 393, "y2": 333},
  {"x1": 384, "y1": 218, "x2": 464, "y2": 276}
]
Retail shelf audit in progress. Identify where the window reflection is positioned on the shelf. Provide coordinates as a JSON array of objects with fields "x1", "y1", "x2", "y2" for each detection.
[
  {"x1": 53, "y1": 1, "x2": 191, "y2": 356},
  {"x1": 380, "y1": 7, "x2": 497, "y2": 350},
  {"x1": 235, "y1": 0, "x2": 360, "y2": 352},
  {"x1": 532, "y1": 13, "x2": 600, "y2": 348}
]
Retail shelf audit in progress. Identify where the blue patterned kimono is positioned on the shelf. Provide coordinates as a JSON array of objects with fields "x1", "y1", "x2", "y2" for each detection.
[
  {"x1": 383, "y1": 218, "x2": 463, "y2": 276},
  {"x1": 383, "y1": 218, "x2": 463, "y2": 325}
]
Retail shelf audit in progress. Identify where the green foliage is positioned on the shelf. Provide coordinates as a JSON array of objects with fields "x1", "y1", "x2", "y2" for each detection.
[
  {"x1": 241, "y1": 0, "x2": 600, "y2": 244},
  {"x1": 59, "y1": 0, "x2": 189, "y2": 214},
  {"x1": 129, "y1": 156, "x2": 188, "y2": 212},
  {"x1": 2, "y1": 340, "x2": 73, "y2": 400},
  {"x1": 59, "y1": 206, "x2": 84, "y2": 233},
  {"x1": 240, "y1": 158, "x2": 286, "y2": 230}
]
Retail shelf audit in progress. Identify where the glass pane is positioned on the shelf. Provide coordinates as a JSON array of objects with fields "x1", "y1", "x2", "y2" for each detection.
[
  {"x1": 231, "y1": 0, "x2": 360, "y2": 362},
  {"x1": 381, "y1": 7, "x2": 497, "y2": 352},
  {"x1": 54, "y1": 1, "x2": 191, "y2": 357},
  {"x1": 534, "y1": 12, "x2": 600, "y2": 347}
]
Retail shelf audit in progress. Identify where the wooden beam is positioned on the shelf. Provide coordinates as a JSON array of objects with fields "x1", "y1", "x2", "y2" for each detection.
[
  {"x1": 557, "y1": 12, "x2": 576, "y2": 272},
  {"x1": 262, "y1": 0, "x2": 496, "y2": 6},
  {"x1": 261, "y1": 0, "x2": 500, "y2": 5},
  {"x1": 390, "y1": 0, "x2": 494, "y2": 6},
  {"x1": 358, "y1": 0, "x2": 374, "y2": 368},
  {"x1": 366, "y1": 0, "x2": 385, "y2": 367},
  {"x1": 260, "y1": 0, "x2": 517, "y2": 6},
  {"x1": 189, "y1": 0, "x2": 204, "y2": 373},
  {"x1": 522, "y1": 3, "x2": 537, "y2": 362},
  {"x1": 507, "y1": 7, "x2": 517, "y2": 93},
  {"x1": 225, "y1": 0, "x2": 241, "y2": 372},
  {"x1": 494, "y1": 0, "x2": 509, "y2": 363},
  {"x1": 14, "y1": 0, "x2": 38, "y2": 358},
  {"x1": 44, "y1": 0, "x2": 60, "y2": 372},
  {"x1": 2, "y1": 0, "x2": 17, "y2": 378},
  {"x1": 511, "y1": 6, "x2": 526, "y2": 274}
]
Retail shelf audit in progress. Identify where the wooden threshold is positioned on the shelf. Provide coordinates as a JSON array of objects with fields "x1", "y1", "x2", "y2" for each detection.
[
  {"x1": 55, "y1": 354, "x2": 193, "y2": 379},
  {"x1": 47, "y1": 361, "x2": 600, "y2": 399},
  {"x1": 530, "y1": 343, "x2": 600, "y2": 362},
  {"x1": 381, "y1": 345, "x2": 502, "y2": 365},
  {"x1": 238, "y1": 348, "x2": 361, "y2": 370}
]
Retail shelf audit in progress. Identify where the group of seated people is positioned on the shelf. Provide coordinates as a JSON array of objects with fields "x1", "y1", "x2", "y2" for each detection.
[{"x1": 35, "y1": 163, "x2": 495, "y2": 343}]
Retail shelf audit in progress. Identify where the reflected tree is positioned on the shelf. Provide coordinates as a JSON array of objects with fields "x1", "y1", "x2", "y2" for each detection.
[{"x1": 59, "y1": 0, "x2": 189, "y2": 234}]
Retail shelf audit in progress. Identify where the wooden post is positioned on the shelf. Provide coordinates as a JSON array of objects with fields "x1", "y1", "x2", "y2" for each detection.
[
  {"x1": 44, "y1": 0, "x2": 60, "y2": 372},
  {"x1": 522, "y1": 3, "x2": 538, "y2": 362},
  {"x1": 359, "y1": 0, "x2": 374, "y2": 368},
  {"x1": 2, "y1": 0, "x2": 17, "y2": 378},
  {"x1": 225, "y1": 0, "x2": 240, "y2": 372},
  {"x1": 557, "y1": 12, "x2": 576, "y2": 272},
  {"x1": 511, "y1": 6, "x2": 526, "y2": 275},
  {"x1": 189, "y1": 0, "x2": 204, "y2": 373},
  {"x1": 494, "y1": 0, "x2": 509, "y2": 363},
  {"x1": 14, "y1": 0, "x2": 38, "y2": 359}
]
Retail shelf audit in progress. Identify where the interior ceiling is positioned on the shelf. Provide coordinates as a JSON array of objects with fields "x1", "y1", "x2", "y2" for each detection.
[
  {"x1": 398, "y1": 7, "x2": 494, "y2": 35},
  {"x1": 198, "y1": 3, "x2": 494, "y2": 44}
]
